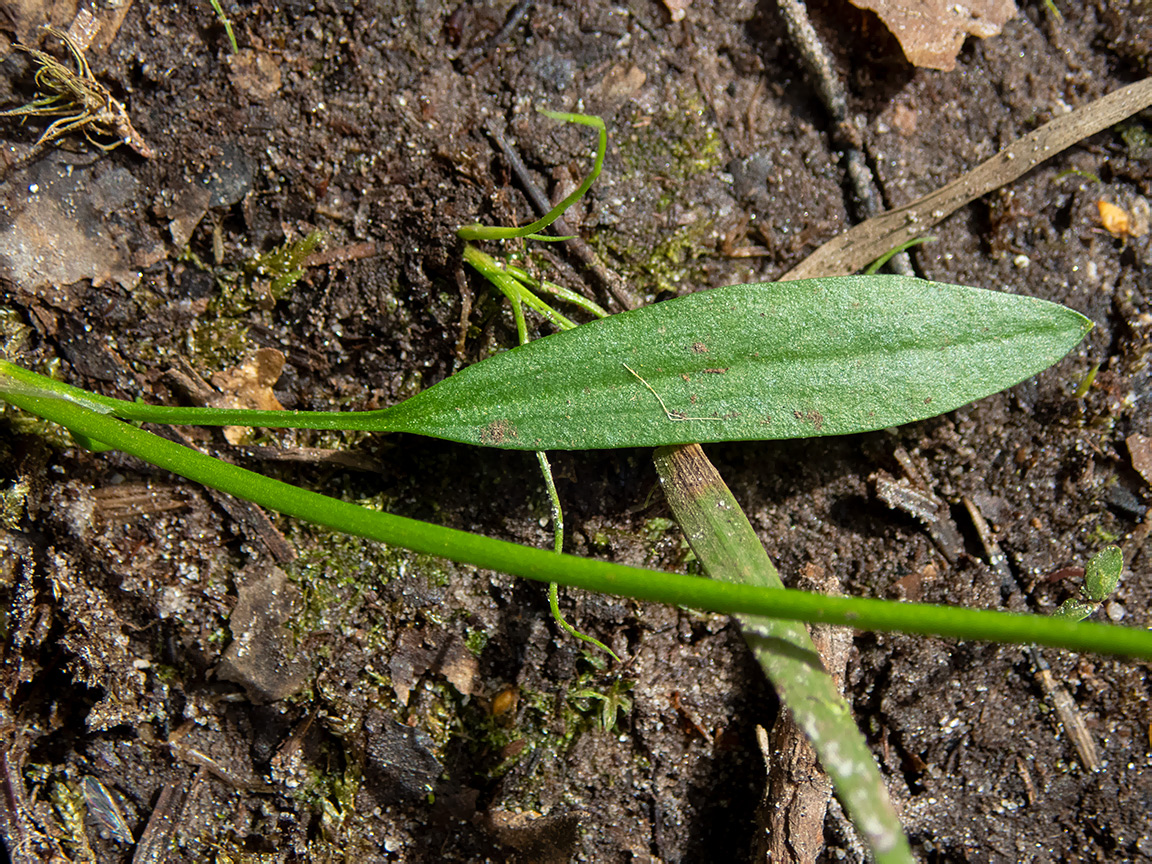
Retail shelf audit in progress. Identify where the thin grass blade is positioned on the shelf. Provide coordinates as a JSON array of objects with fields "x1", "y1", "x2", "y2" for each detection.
[{"x1": 654, "y1": 443, "x2": 913, "y2": 864}]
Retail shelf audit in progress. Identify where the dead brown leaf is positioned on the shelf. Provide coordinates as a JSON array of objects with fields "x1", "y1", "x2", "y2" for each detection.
[
  {"x1": 209, "y1": 348, "x2": 286, "y2": 445},
  {"x1": 1129, "y1": 434, "x2": 1152, "y2": 487},
  {"x1": 389, "y1": 626, "x2": 479, "y2": 706},
  {"x1": 848, "y1": 0, "x2": 1017, "y2": 71}
]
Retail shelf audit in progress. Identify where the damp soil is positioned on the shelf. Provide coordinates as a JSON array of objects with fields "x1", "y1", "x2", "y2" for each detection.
[{"x1": 0, "y1": 1, "x2": 1150, "y2": 862}]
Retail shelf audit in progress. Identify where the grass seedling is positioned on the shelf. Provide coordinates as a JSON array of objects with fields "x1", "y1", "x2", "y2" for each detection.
[
  {"x1": 457, "y1": 110, "x2": 605, "y2": 243},
  {"x1": 0, "y1": 27, "x2": 153, "y2": 158},
  {"x1": 1053, "y1": 545, "x2": 1123, "y2": 622},
  {"x1": 862, "y1": 235, "x2": 936, "y2": 274},
  {"x1": 209, "y1": 0, "x2": 241, "y2": 54}
]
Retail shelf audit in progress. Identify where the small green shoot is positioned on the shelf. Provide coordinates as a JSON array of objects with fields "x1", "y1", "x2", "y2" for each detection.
[
  {"x1": 569, "y1": 677, "x2": 634, "y2": 732},
  {"x1": 1074, "y1": 362, "x2": 1100, "y2": 398},
  {"x1": 209, "y1": 0, "x2": 240, "y2": 54},
  {"x1": 538, "y1": 449, "x2": 620, "y2": 661},
  {"x1": 1055, "y1": 168, "x2": 1103, "y2": 185},
  {"x1": 1054, "y1": 546, "x2": 1123, "y2": 622},
  {"x1": 457, "y1": 111, "x2": 606, "y2": 242},
  {"x1": 862, "y1": 235, "x2": 936, "y2": 274}
]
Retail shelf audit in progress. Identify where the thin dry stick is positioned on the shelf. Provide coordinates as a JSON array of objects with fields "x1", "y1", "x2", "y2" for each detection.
[
  {"x1": 783, "y1": 76, "x2": 1152, "y2": 280},
  {"x1": 775, "y1": 0, "x2": 908, "y2": 275}
]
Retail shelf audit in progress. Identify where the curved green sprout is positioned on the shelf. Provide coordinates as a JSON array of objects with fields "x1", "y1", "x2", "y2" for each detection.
[{"x1": 457, "y1": 111, "x2": 606, "y2": 242}]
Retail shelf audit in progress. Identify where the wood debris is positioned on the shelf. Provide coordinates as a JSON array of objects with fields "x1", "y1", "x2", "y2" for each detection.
[{"x1": 1030, "y1": 647, "x2": 1101, "y2": 772}]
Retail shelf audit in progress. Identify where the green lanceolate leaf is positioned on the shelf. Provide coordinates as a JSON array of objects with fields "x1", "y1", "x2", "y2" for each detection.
[
  {"x1": 376, "y1": 275, "x2": 1092, "y2": 449},
  {"x1": 1, "y1": 276, "x2": 1091, "y2": 451}
]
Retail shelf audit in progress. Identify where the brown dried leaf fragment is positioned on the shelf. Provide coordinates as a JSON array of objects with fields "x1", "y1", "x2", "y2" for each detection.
[
  {"x1": 389, "y1": 625, "x2": 479, "y2": 705},
  {"x1": 1129, "y1": 434, "x2": 1152, "y2": 487},
  {"x1": 848, "y1": 0, "x2": 1017, "y2": 71},
  {"x1": 209, "y1": 348, "x2": 286, "y2": 445},
  {"x1": 227, "y1": 49, "x2": 283, "y2": 102}
]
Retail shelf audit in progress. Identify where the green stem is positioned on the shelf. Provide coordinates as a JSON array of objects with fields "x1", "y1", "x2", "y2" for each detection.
[
  {"x1": 3, "y1": 381, "x2": 1151, "y2": 659},
  {"x1": 209, "y1": 0, "x2": 239, "y2": 53},
  {"x1": 862, "y1": 236, "x2": 936, "y2": 275},
  {"x1": 457, "y1": 111, "x2": 606, "y2": 242},
  {"x1": 0, "y1": 359, "x2": 398, "y2": 431},
  {"x1": 463, "y1": 245, "x2": 578, "y2": 332},
  {"x1": 504, "y1": 264, "x2": 610, "y2": 319},
  {"x1": 537, "y1": 451, "x2": 621, "y2": 661}
]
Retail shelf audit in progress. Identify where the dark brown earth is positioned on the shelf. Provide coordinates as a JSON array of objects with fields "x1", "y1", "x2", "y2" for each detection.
[{"x1": 0, "y1": 1, "x2": 1150, "y2": 861}]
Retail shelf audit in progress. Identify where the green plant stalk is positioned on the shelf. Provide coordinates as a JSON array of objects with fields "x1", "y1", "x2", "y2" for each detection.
[
  {"x1": 537, "y1": 450, "x2": 620, "y2": 660},
  {"x1": 503, "y1": 263, "x2": 610, "y2": 319},
  {"x1": 654, "y1": 443, "x2": 911, "y2": 864},
  {"x1": 481, "y1": 266, "x2": 615, "y2": 658},
  {"x1": 3, "y1": 381, "x2": 1152, "y2": 659},
  {"x1": 462, "y1": 245, "x2": 578, "y2": 332},
  {"x1": 862, "y1": 235, "x2": 936, "y2": 275}
]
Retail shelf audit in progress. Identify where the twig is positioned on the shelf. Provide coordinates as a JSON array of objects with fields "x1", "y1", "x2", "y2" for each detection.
[
  {"x1": 784, "y1": 77, "x2": 1152, "y2": 280},
  {"x1": 303, "y1": 240, "x2": 377, "y2": 268},
  {"x1": 0, "y1": 725, "x2": 46, "y2": 864},
  {"x1": 775, "y1": 0, "x2": 846, "y2": 125},
  {"x1": 453, "y1": 264, "x2": 473, "y2": 367},
  {"x1": 963, "y1": 496, "x2": 1013, "y2": 584},
  {"x1": 462, "y1": 0, "x2": 534, "y2": 69},
  {"x1": 479, "y1": 0, "x2": 533, "y2": 55},
  {"x1": 873, "y1": 469, "x2": 964, "y2": 563},
  {"x1": 131, "y1": 774, "x2": 194, "y2": 864},
  {"x1": 774, "y1": 0, "x2": 907, "y2": 274},
  {"x1": 1029, "y1": 646, "x2": 1101, "y2": 772}
]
